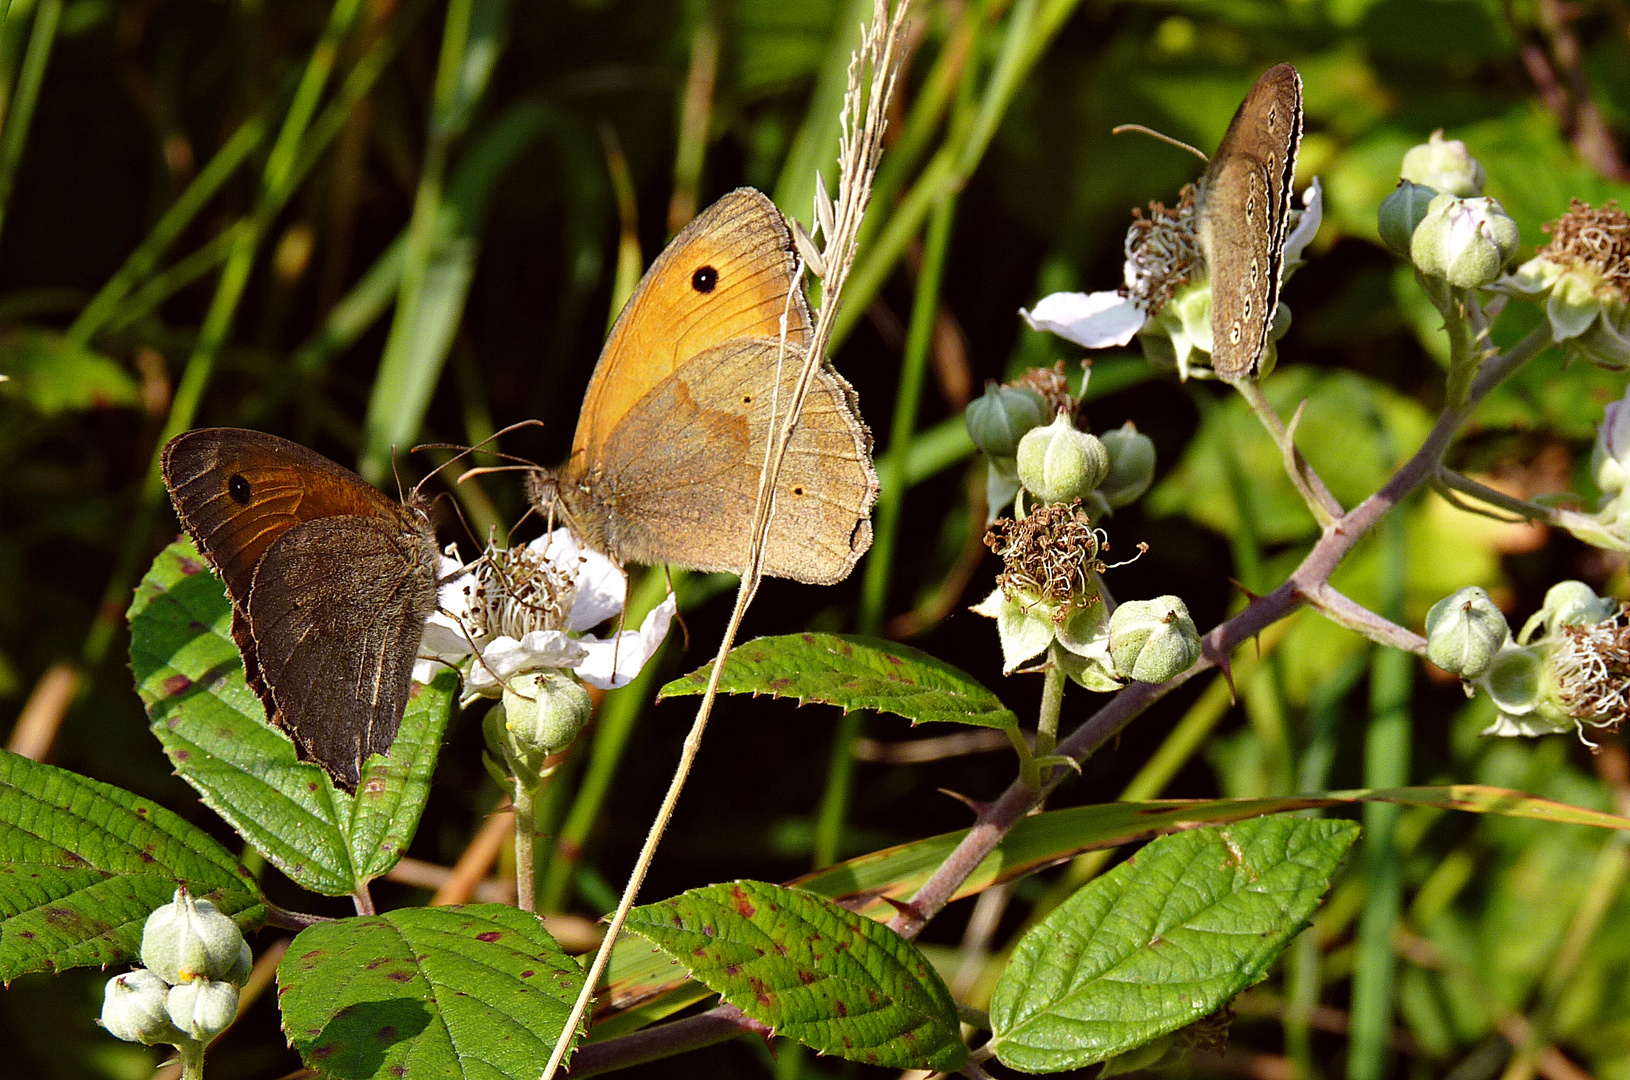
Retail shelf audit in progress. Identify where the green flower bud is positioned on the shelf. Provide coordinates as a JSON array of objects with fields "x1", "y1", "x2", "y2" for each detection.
[
  {"x1": 1533, "y1": 580, "x2": 1616, "y2": 639},
  {"x1": 965, "y1": 383, "x2": 1048, "y2": 459},
  {"x1": 1097, "y1": 423, "x2": 1156, "y2": 509},
  {"x1": 1411, "y1": 194, "x2": 1521, "y2": 289},
  {"x1": 1016, "y1": 413, "x2": 1109, "y2": 505},
  {"x1": 1423, "y1": 586, "x2": 1509, "y2": 678},
  {"x1": 504, "y1": 671, "x2": 592, "y2": 756},
  {"x1": 1108, "y1": 596, "x2": 1202, "y2": 683},
  {"x1": 1592, "y1": 392, "x2": 1630, "y2": 498},
  {"x1": 166, "y1": 978, "x2": 238, "y2": 1042},
  {"x1": 1378, "y1": 180, "x2": 1438, "y2": 257},
  {"x1": 487, "y1": 673, "x2": 593, "y2": 788},
  {"x1": 1400, "y1": 130, "x2": 1485, "y2": 197},
  {"x1": 101, "y1": 969, "x2": 185, "y2": 1046},
  {"x1": 141, "y1": 889, "x2": 247, "y2": 986}
]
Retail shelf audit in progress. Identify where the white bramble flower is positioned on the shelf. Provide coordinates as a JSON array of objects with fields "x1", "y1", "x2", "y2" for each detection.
[{"x1": 415, "y1": 529, "x2": 675, "y2": 696}]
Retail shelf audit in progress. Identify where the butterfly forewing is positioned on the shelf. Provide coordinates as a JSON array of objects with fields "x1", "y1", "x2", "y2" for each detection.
[
  {"x1": 1198, "y1": 62, "x2": 1303, "y2": 380},
  {"x1": 570, "y1": 188, "x2": 815, "y2": 469}
]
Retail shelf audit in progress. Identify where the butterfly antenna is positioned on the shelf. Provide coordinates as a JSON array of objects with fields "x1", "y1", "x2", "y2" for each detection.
[
  {"x1": 410, "y1": 419, "x2": 550, "y2": 498},
  {"x1": 1111, "y1": 123, "x2": 1209, "y2": 164}
]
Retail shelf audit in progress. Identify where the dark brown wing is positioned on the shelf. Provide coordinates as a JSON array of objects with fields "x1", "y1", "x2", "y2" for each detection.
[
  {"x1": 244, "y1": 515, "x2": 440, "y2": 790},
  {"x1": 576, "y1": 339, "x2": 877, "y2": 585},
  {"x1": 161, "y1": 426, "x2": 439, "y2": 791},
  {"x1": 1198, "y1": 62, "x2": 1302, "y2": 379},
  {"x1": 162, "y1": 428, "x2": 405, "y2": 603}
]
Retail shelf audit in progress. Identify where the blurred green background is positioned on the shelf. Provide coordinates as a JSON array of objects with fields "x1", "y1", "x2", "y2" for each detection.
[{"x1": 3, "y1": 0, "x2": 1630, "y2": 1077}]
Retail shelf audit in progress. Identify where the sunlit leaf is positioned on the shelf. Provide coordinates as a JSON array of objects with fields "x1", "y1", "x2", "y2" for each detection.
[
  {"x1": 0, "y1": 329, "x2": 137, "y2": 416},
  {"x1": 279, "y1": 905, "x2": 584, "y2": 1079},
  {"x1": 659, "y1": 632, "x2": 1017, "y2": 730},
  {"x1": 626, "y1": 880, "x2": 965, "y2": 1070},
  {"x1": 0, "y1": 750, "x2": 262, "y2": 981},
  {"x1": 988, "y1": 814, "x2": 1359, "y2": 1071},
  {"x1": 128, "y1": 540, "x2": 454, "y2": 897}
]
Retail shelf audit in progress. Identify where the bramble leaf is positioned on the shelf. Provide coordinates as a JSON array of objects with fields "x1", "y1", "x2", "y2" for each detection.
[
  {"x1": 279, "y1": 904, "x2": 585, "y2": 1079},
  {"x1": 626, "y1": 880, "x2": 966, "y2": 1071},
  {"x1": 129, "y1": 540, "x2": 455, "y2": 896},
  {"x1": 988, "y1": 813, "x2": 1358, "y2": 1072},
  {"x1": 659, "y1": 632, "x2": 1016, "y2": 730},
  {"x1": 0, "y1": 750, "x2": 262, "y2": 981}
]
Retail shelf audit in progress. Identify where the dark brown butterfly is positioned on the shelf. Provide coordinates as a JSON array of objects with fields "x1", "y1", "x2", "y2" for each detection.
[
  {"x1": 162, "y1": 428, "x2": 443, "y2": 791},
  {"x1": 1198, "y1": 62, "x2": 1304, "y2": 380}
]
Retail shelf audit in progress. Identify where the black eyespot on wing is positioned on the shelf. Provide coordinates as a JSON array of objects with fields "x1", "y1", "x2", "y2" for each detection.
[
  {"x1": 228, "y1": 475, "x2": 251, "y2": 504},
  {"x1": 691, "y1": 266, "x2": 718, "y2": 293}
]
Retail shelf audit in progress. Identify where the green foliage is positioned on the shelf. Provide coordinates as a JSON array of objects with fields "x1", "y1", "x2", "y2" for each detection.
[
  {"x1": 659, "y1": 632, "x2": 1018, "y2": 730},
  {"x1": 0, "y1": 750, "x2": 262, "y2": 982},
  {"x1": 278, "y1": 904, "x2": 585, "y2": 1079},
  {"x1": 988, "y1": 814, "x2": 1359, "y2": 1072},
  {"x1": 0, "y1": 329, "x2": 137, "y2": 416},
  {"x1": 128, "y1": 541, "x2": 454, "y2": 896},
  {"x1": 626, "y1": 880, "x2": 965, "y2": 1071}
]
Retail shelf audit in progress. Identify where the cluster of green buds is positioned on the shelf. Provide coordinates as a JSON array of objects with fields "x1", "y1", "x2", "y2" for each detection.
[
  {"x1": 101, "y1": 888, "x2": 251, "y2": 1056},
  {"x1": 964, "y1": 364, "x2": 1155, "y2": 521},
  {"x1": 1498, "y1": 199, "x2": 1630, "y2": 368},
  {"x1": 1425, "y1": 581, "x2": 1628, "y2": 742},
  {"x1": 1379, "y1": 131, "x2": 1520, "y2": 290}
]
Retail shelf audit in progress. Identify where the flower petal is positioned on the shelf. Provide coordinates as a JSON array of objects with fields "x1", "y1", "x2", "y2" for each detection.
[
  {"x1": 552, "y1": 529, "x2": 628, "y2": 631},
  {"x1": 464, "y1": 631, "x2": 586, "y2": 694},
  {"x1": 1282, "y1": 178, "x2": 1322, "y2": 270},
  {"x1": 1021, "y1": 291, "x2": 1146, "y2": 349},
  {"x1": 576, "y1": 593, "x2": 677, "y2": 690}
]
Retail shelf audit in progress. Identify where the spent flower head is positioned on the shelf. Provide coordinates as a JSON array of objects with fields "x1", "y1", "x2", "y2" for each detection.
[
  {"x1": 972, "y1": 501, "x2": 1119, "y2": 687},
  {"x1": 417, "y1": 528, "x2": 675, "y2": 697},
  {"x1": 1499, "y1": 200, "x2": 1630, "y2": 367},
  {"x1": 1470, "y1": 581, "x2": 1630, "y2": 745}
]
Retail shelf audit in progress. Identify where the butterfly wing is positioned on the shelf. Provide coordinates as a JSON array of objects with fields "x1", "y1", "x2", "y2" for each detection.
[
  {"x1": 244, "y1": 515, "x2": 441, "y2": 790},
  {"x1": 161, "y1": 427, "x2": 439, "y2": 791},
  {"x1": 581, "y1": 339, "x2": 878, "y2": 585},
  {"x1": 162, "y1": 428, "x2": 404, "y2": 603},
  {"x1": 1198, "y1": 62, "x2": 1302, "y2": 379},
  {"x1": 569, "y1": 188, "x2": 814, "y2": 473}
]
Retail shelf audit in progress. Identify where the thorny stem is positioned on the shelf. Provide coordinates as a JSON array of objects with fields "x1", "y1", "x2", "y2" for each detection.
[
  {"x1": 1297, "y1": 582, "x2": 1426, "y2": 653},
  {"x1": 1233, "y1": 379, "x2": 1343, "y2": 528},
  {"x1": 559, "y1": 323, "x2": 1554, "y2": 1078},
  {"x1": 513, "y1": 782, "x2": 536, "y2": 913}
]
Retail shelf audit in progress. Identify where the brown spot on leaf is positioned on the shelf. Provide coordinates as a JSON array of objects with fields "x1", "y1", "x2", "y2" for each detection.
[
  {"x1": 162, "y1": 674, "x2": 193, "y2": 696},
  {"x1": 476, "y1": 931, "x2": 502, "y2": 942},
  {"x1": 177, "y1": 557, "x2": 203, "y2": 575}
]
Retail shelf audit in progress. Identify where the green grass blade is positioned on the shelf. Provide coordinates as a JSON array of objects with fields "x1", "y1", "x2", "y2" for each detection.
[
  {"x1": 0, "y1": 0, "x2": 55, "y2": 247},
  {"x1": 1348, "y1": 513, "x2": 1411, "y2": 1080},
  {"x1": 360, "y1": 0, "x2": 511, "y2": 482}
]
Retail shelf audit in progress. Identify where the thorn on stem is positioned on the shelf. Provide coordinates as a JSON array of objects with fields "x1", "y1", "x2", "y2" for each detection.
[{"x1": 937, "y1": 788, "x2": 989, "y2": 816}]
